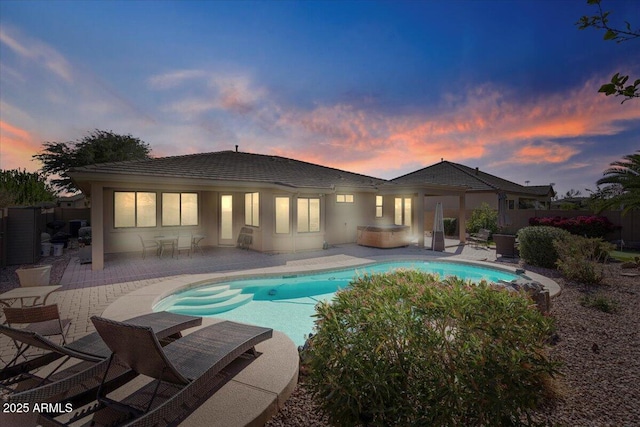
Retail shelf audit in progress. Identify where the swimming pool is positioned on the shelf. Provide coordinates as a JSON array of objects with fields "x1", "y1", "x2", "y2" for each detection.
[{"x1": 153, "y1": 260, "x2": 523, "y2": 346}]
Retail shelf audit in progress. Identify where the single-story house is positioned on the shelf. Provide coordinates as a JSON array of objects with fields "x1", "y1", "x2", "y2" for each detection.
[
  {"x1": 69, "y1": 150, "x2": 471, "y2": 270},
  {"x1": 57, "y1": 193, "x2": 88, "y2": 208},
  {"x1": 392, "y1": 160, "x2": 555, "y2": 230}
]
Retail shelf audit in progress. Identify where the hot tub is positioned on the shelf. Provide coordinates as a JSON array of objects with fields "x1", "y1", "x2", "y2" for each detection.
[{"x1": 357, "y1": 224, "x2": 410, "y2": 248}]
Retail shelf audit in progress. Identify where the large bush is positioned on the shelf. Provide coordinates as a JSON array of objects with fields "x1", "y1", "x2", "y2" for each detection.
[
  {"x1": 518, "y1": 226, "x2": 571, "y2": 268},
  {"x1": 467, "y1": 202, "x2": 498, "y2": 234},
  {"x1": 554, "y1": 235, "x2": 613, "y2": 286},
  {"x1": 529, "y1": 215, "x2": 616, "y2": 238},
  {"x1": 307, "y1": 270, "x2": 558, "y2": 427}
]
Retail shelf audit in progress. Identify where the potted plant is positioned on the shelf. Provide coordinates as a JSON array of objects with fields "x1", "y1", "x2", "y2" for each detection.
[
  {"x1": 16, "y1": 264, "x2": 52, "y2": 287},
  {"x1": 78, "y1": 226, "x2": 92, "y2": 264}
]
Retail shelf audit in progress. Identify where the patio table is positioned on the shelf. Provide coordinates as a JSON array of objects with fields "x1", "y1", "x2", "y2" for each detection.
[
  {"x1": 65, "y1": 311, "x2": 202, "y2": 359},
  {"x1": 0, "y1": 285, "x2": 62, "y2": 309},
  {"x1": 155, "y1": 236, "x2": 177, "y2": 257}
]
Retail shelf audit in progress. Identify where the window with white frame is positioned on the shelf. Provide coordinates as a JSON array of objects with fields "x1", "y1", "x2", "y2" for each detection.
[
  {"x1": 297, "y1": 197, "x2": 320, "y2": 232},
  {"x1": 275, "y1": 197, "x2": 290, "y2": 234},
  {"x1": 114, "y1": 191, "x2": 156, "y2": 228},
  {"x1": 245, "y1": 192, "x2": 260, "y2": 226},
  {"x1": 162, "y1": 193, "x2": 198, "y2": 226},
  {"x1": 336, "y1": 194, "x2": 354, "y2": 203},
  {"x1": 375, "y1": 195, "x2": 383, "y2": 217}
]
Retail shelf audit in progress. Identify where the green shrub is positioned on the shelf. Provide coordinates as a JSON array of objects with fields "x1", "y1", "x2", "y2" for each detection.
[
  {"x1": 517, "y1": 226, "x2": 571, "y2": 268},
  {"x1": 554, "y1": 235, "x2": 613, "y2": 286},
  {"x1": 467, "y1": 202, "x2": 498, "y2": 234},
  {"x1": 443, "y1": 217, "x2": 457, "y2": 236},
  {"x1": 307, "y1": 270, "x2": 558, "y2": 427},
  {"x1": 580, "y1": 294, "x2": 619, "y2": 313}
]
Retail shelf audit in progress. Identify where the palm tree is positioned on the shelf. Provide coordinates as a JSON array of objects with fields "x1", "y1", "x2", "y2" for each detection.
[{"x1": 596, "y1": 151, "x2": 640, "y2": 214}]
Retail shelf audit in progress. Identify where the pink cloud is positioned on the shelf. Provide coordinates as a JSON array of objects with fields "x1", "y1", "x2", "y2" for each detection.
[
  {"x1": 265, "y1": 75, "x2": 640, "y2": 176},
  {"x1": 0, "y1": 120, "x2": 41, "y2": 172}
]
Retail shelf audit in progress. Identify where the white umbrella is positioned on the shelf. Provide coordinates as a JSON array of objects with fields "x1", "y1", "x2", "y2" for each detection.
[{"x1": 432, "y1": 202, "x2": 445, "y2": 251}]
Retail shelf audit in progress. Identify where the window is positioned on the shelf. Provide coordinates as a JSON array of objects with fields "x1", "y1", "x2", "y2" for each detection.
[
  {"x1": 275, "y1": 197, "x2": 290, "y2": 234},
  {"x1": 336, "y1": 194, "x2": 354, "y2": 203},
  {"x1": 375, "y1": 195, "x2": 383, "y2": 217},
  {"x1": 245, "y1": 192, "x2": 260, "y2": 226},
  {"x1": 114, "y1": 191, "x2": 156, "y2": 228},
  {"x1": 162, "y1": 193, "x2": 198, "y2": 226},
  {"x1": 508, "y1": 200, "x2": 515, "y2": 210},
  {"x1": 394, "y1": 197, "x2": 412, "y2": 227},
  {"x1": 297, "y1": 197, "x2": 320, "y2": 232}
]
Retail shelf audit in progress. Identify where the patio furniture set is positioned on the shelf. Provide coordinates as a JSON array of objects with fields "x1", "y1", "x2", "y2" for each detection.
[
  {"x1": 139, "y1": 234, "x2": 206, "y2": 259},
  {"x1": 0, "y1": 282, "x2": 273, "y2": 426}
]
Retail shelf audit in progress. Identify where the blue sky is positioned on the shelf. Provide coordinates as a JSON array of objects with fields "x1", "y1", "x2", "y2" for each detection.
[{"x1": 1, "y1": 0, "x2": 639, "y2": 197}]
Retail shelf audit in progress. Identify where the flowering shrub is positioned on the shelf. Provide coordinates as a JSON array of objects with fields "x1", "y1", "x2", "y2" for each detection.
[
  {"x1": 528, "y1": 215, "x2": 616, "y2": 238},
  {"x1": 518, "y1": 226, "x2": 571, "y2": 268},
  {"x1": 307, "y1": 270, "x2": 558, "y2": 427}
]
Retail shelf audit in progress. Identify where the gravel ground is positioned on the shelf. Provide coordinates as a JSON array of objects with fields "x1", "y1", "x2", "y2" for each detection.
[{"x1": 266, "y1": 262, "x2": 640, "y2": 427}]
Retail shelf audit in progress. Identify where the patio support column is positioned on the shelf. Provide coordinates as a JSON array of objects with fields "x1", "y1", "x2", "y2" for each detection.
[
  {"x1": 91, "y1": 183, "x2": 105, "y2": 271},
  {"x1": 416, "y1": 192, "x2": 425, "y2": 247},
  {"x1": 458, "y1": 193, "x2": 466, "y2": 244}
]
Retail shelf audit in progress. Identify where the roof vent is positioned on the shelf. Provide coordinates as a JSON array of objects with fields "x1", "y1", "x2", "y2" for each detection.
[
  {"x1": 235, "y1": 145, "x2": 239, "y2": 152},
  {"x1": 475, "y1": 167, "x2": 479, "y2": 175}
]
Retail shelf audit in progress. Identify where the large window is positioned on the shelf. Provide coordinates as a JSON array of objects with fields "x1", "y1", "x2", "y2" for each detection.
[
  {"x1": 376, "y1": 195, "x2": 383, "y2": 217},
  {"x1": 297, "y1": 197, "x2": 320, "y2": 233},
  {"x1": 245, "y1": 192, "x2": 260, "y2": 226},
  {"x1": 394, "y1": 197, "x2": 412, "y2": 227},
  {"x1": 114, "y1": 191, "x2": 156, "y2": 228},
  {"x1": 162, "y1": 193, "x2": 198, "y2": 226},
  {"x1": 275, "y1": 197, "x2": 290, "y2": 234}
]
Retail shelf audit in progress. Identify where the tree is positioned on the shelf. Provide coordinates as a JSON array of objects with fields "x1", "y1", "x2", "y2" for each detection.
[
  {"x1": 0, "y1": 169, "x2": 57, "y2": 208},
  {"x1": 595, "y1": 151, "x2": 640, "y2": 214},
  {"x1": 33, "y1": 130, "x2": 152, "y2": 193},
  {"x1": 577, "y1": 0, "x2": 640, "y2": 103}
]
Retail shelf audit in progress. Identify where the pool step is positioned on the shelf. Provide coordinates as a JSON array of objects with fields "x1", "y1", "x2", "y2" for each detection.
[
  {"x1": 168, "y1": 293, "x2": 254, "y2": 315},
  {"x1": 180, "y1": 284, "x2": 230, "y2": 297},
  {"x1": 173, "y1": 289, "x2": 243, "y2": 306}
]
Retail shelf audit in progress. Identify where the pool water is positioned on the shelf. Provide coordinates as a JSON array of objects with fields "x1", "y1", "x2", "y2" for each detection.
[{"x1": 154, "y1": 260, "x2": 521, "y2": 346}]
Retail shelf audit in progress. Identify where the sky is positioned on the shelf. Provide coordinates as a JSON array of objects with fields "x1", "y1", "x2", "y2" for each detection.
[{"x1": 1, "y1": 0, "x2": 639, "y2": 198}]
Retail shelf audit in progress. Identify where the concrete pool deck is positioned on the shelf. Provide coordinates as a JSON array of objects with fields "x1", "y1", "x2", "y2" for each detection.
[{"x1": 0, "y1": 242, "x2": 561, "y2": 426}]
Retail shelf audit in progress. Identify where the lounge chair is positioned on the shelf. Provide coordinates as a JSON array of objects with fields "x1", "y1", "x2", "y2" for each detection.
[
  {"x1": 468, "y1": 228, "x2": 491, "y2": 248},
  {"x1": 2, "y1": 304, "x2": 71, "y2": 363},
  {"x1": 1, "y1": 312, "x2": 201, "y2": 409},
  {"x1": 86, "y1": 318, "x2": 272, "y2": 426}
]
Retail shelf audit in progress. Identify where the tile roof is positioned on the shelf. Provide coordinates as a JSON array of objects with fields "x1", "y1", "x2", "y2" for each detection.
[
  {"x1": 70, "y1": 150, "x2": 386, "y2": 190},
  {"x1": 391, "y1": 161, "x2": 554, "y2": 196}
]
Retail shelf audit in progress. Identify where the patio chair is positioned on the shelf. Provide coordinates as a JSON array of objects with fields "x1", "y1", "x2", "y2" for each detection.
[
  {"x1": 176, "y1": 234, "x2": 192, "y2": 258},
  {"x1": 88, "y1": 317, "x2": 272, "y2": 426},
  {"x1": 3, "y1": 304, "x2": 71, "y2": 351},
  {"x1": 468, "y1": 228, "x2": 491, "y2": 248},
  {"x1": 138, "y1": 235, "x2": 160, "y2": 259}
]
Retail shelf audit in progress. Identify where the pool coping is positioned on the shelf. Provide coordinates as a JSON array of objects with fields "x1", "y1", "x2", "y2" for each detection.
[{"x1": 101, "y1": 254, "x2": 560, "y2": 426}]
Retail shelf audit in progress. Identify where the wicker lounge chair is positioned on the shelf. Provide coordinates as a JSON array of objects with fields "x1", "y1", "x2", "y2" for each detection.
[
  {"x1": 86, "y1": 318, "x2": 272, "y2": 427},
  {"x1": 1, "y1": 312, "x2": 201, "y2": 411}
]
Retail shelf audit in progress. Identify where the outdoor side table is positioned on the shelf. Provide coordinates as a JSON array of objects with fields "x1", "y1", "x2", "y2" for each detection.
[{"x1": 0, "y1": 285, "x2": 62, "y2": 309}]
